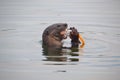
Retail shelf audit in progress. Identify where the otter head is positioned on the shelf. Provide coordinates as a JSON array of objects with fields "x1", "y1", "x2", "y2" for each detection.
[
  {"x1": 49, "y1": 23, "x2": 68, "y2": 41},
  {"x1": 42, "y1": 23, "x2": 68, "y2": 46}
]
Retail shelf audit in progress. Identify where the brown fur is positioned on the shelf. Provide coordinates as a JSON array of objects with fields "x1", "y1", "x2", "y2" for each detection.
[{"x1": 42, "y1": 23, "x2": 67, "y2": 48}]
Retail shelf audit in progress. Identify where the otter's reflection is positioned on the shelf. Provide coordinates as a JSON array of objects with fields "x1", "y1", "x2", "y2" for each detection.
[
  {"x1": 42, "y1": 45, "x2": 67, "y2": 61},
  {"x1": 42, "y1": 44, "x2": 80, "y2": 62}
]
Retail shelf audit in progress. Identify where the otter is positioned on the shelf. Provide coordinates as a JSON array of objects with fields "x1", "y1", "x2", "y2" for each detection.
[{"x1": 42, "y1": 23, "x2": 68, "y2": 48}]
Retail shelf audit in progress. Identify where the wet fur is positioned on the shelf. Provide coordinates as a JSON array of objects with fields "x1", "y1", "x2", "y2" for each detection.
[{"x1": 42, "y1": 23, "x2": 67, "y2": 48}]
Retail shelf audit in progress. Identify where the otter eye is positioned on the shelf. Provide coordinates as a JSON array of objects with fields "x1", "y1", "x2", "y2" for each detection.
[
  {"x1": 57, "y1": 25, "x2": 60, "y2": 27},
  {"x1": 64, "y1": 24, "x2": 67, "y2": 27}
]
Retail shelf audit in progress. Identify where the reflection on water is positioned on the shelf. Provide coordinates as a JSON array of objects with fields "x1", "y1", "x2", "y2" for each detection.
[{"x1": 42, "y1": 43, "x2": 82, "y2": 64}]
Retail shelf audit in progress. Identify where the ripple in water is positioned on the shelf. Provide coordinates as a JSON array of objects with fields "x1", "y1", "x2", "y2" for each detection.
[{"x1": 41, "y1": 26, "x2": 120, "y2": 67}]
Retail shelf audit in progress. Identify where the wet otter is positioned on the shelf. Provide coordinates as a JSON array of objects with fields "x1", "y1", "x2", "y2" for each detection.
[{"x1": 42, "y1": 23, "x2": 68, "y2": 48}]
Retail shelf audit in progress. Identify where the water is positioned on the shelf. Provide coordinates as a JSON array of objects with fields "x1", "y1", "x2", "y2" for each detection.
[{"x1": 0, "y1": 0, "x2": 120, "y2": 80}]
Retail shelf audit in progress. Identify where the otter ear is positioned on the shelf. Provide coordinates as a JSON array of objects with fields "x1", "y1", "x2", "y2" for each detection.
[{"x1": 45, "y1": 31, "x2": 49, "y2": 35}]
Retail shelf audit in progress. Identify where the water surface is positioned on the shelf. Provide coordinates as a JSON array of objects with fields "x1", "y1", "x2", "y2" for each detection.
[{"x1": 0, "y1": 0, "x2": 120, "y2": 80}]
